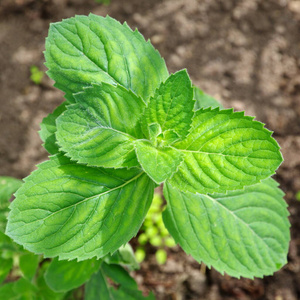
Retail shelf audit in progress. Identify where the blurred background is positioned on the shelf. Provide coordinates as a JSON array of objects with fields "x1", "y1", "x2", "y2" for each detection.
[{"x1": 0, "y1": 0, "x2": 300, "y2": 299}]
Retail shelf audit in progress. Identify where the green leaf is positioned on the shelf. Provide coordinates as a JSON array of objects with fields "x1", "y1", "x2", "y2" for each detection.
[
  {"x1": 163, "y1": 179, "x2": 290, "y2": 278},
  {"x1": 170, "y1": 108, "x2": 283, "y2": 194},
  {"x1": 142, "y1": 70, "x2": 194, "y2": 140},
  {"x1": 19, "y1": 253, "x2": 40, "y2": 281},
  {"x1": 104, "y1": 243, "x2": 139, "y2": 271},
  {"x1": 39, "y1": 102, "x2": 67, "y2": 155},
  {"x1": 85, "y1": 269, "x2": 113, "y2": 300},
  {"x1": 56, "y1": 84, "x2": 145, "y2": 168},
  {"x1": 6, "y1": 154, "x2": 155, "y2": 261},
  {"x1": 0, "y1": 257, "x2": 13, "y2": 284},
  {"x1": 102, "y1": 263, "x2": 137, "y2": 290},
  {"x1": 44, "y1": 257, "x2": 101, "y2": 292},
  {"x1": 193, "y1": 86, "x2": 223, "y2": 110},
  {"x1": 45, "y1": 14, "x2": 168, "y2": 102},
  {"x1": 36, "y1": 262, "x2": 66, "y2": 300},
  {"x1": 135, "y1": 140, "x2": 183, "y2": 184},
  {"x1": 0, "y1": 176, "x2": 22, "y2": 232},
  {"x1": 0, "y1": 176, "x2": 22, "y2": 205},
  {"x1": 0, "y1": 278, "x2": 37, "y2": 300},
  {"x1": 102, "y1": 263, "x2": 155, "y2": 300}
]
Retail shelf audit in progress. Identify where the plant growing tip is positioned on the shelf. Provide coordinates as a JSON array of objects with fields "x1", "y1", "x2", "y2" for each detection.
[{"x1": 4, "y1": 15, "x2": 289, "y2": 297}]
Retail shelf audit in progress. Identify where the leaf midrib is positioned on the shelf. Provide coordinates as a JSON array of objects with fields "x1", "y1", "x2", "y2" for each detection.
[{"x1": 18, "y1": 172, "x2": 144, "y2": 224}]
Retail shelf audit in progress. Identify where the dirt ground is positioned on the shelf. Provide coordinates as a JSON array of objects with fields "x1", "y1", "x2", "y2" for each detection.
[{"x1": 1, "y1": 0, "x2": 300, "y2": 299}]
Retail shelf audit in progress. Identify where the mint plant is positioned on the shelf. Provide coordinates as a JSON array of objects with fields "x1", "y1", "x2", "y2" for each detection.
[{"x1": 6, "y1": 14, "x2": 289, "y2": 280}]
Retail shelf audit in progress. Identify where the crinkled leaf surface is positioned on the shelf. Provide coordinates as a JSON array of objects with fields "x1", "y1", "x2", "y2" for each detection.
[
  {"x1": 39, "y1": 102, "x2": 67, "y2": 155},
  {"x1": 135, "y1": 140, "x2": 183, "y2": 184},
  {"x1": 169, "y1": 108, "x2": 283, "y2": 194},
  {"x1": 142, "y1": 70, "x2": 194, "y2": 141},
  {"x1": 193, "y1": 86, "x2": 223, "y2": 110},
  {"x1": 45, "y1": 14, "x2": 169, "y2": 102},
  {"x1": 163, "y1": 179, "x2": 290, "y2": 278},
  {"x1": 44, "y1": 257, "x2": 101, "y2": 292},
  {"x1": 6, "y1": 154, "x2": 155, "y2": 260},
  {"x1": 56, "y1": 83, "x2": 145, "y2": 168}
]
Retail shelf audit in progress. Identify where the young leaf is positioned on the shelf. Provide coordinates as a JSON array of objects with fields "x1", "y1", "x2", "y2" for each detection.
[
  {"x1": 135, "y1": 140, "x2": 183, "y2": 184},
  {"x1": 193, "y1": 86, "x2": 223, "y2": 110},
  {"x1": 19, "y1": 252, "x2": 40, "y2": 281},
  {"x1": 45, "y1": 14, "x2": 169, "y2": 102},
  {"x1": 163, "y1": 179, "x2": 290, "y2": 278},
  {"x1": 56, "y1": 84, "x2": 145, "y2": 168},
  {"x1": 170, "y1": 108, "x2": 283, "y2": 194},
  {"x1": 39, "y1": 102, "x2": 67, "y2": 155},
  {"x1": 142, "y1": 70, "x2": 194, "y2": 140},
  {"x1": 44, "y1": 257, "x2": 101, "y2": 292},
  {"x1": 6, "y1": 154, "x2": 155, "y2": 261},
  {"x1": 104, "y1": 243, "x2": 139, "y2": 271}
]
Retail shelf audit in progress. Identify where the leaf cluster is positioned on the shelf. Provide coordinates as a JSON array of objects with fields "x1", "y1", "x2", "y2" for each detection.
[{"x1": 5, "y1": 14, "x2": 289, "y2": 283}]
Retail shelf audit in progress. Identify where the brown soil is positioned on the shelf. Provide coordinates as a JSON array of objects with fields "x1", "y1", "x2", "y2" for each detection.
[{"x1": 1, "y1": 0, "x2": 300, "y2": 299}]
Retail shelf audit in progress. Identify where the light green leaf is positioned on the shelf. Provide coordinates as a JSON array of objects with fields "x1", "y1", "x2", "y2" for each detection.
[
  {"x1": 19, "y1": 253, "x2": 40, "y2": 281},
  {"x1": 142, "y1": 70, "x2": 194, "y2": 140},
  {"x1": 135, "y1": 140, "x2": 183, "y2": 184},
  {"x1": 170, "y1": 108, "x2": 283, "y2": 194},
  {"x1": 39, "y1": 102, "x2": 67, "y2": 155},
  {"x1": 193, "y1": 86, "x2": 223, "y2": 110},
  {"x1": 45, "y1": 14, "x2": 168, "y2": 102},
  {"x1": 85, "y1": 269, "x2": 113, "y2": 300},
  {"x1": 163, "y1": 179, "x2": 290, "y2": 278},
  {"x1": 104, "y1": 243, "x2": 139, "y2": 271},
  {"x1": 56, "y1": 84, "x2": 146, "y2": 168},
  {"x1": 44, "y1": 257, "x2": 101, "y2": 292},
  {"x1": 0, "y1": 257, "x2": 13, "y2": 284},
  {"x1": 6, "y1": 154, "x2": 155, "y2": 261}
]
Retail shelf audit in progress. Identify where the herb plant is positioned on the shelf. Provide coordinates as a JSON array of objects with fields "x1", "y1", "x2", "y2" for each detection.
[{"x1": 6, "y1": 14, "x2": 290, "y2": 281}]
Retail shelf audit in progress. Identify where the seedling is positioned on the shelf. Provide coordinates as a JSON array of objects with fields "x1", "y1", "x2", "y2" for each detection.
[
  {"x1": 136, "y1": 193, "x2": 176, "y2": 265},
  {"x1": 5, "y1": 14, "x2": 289, "y2": 284},
  {"x1": 30, "y1": 65, "x2": 44, "y2": 85}
]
